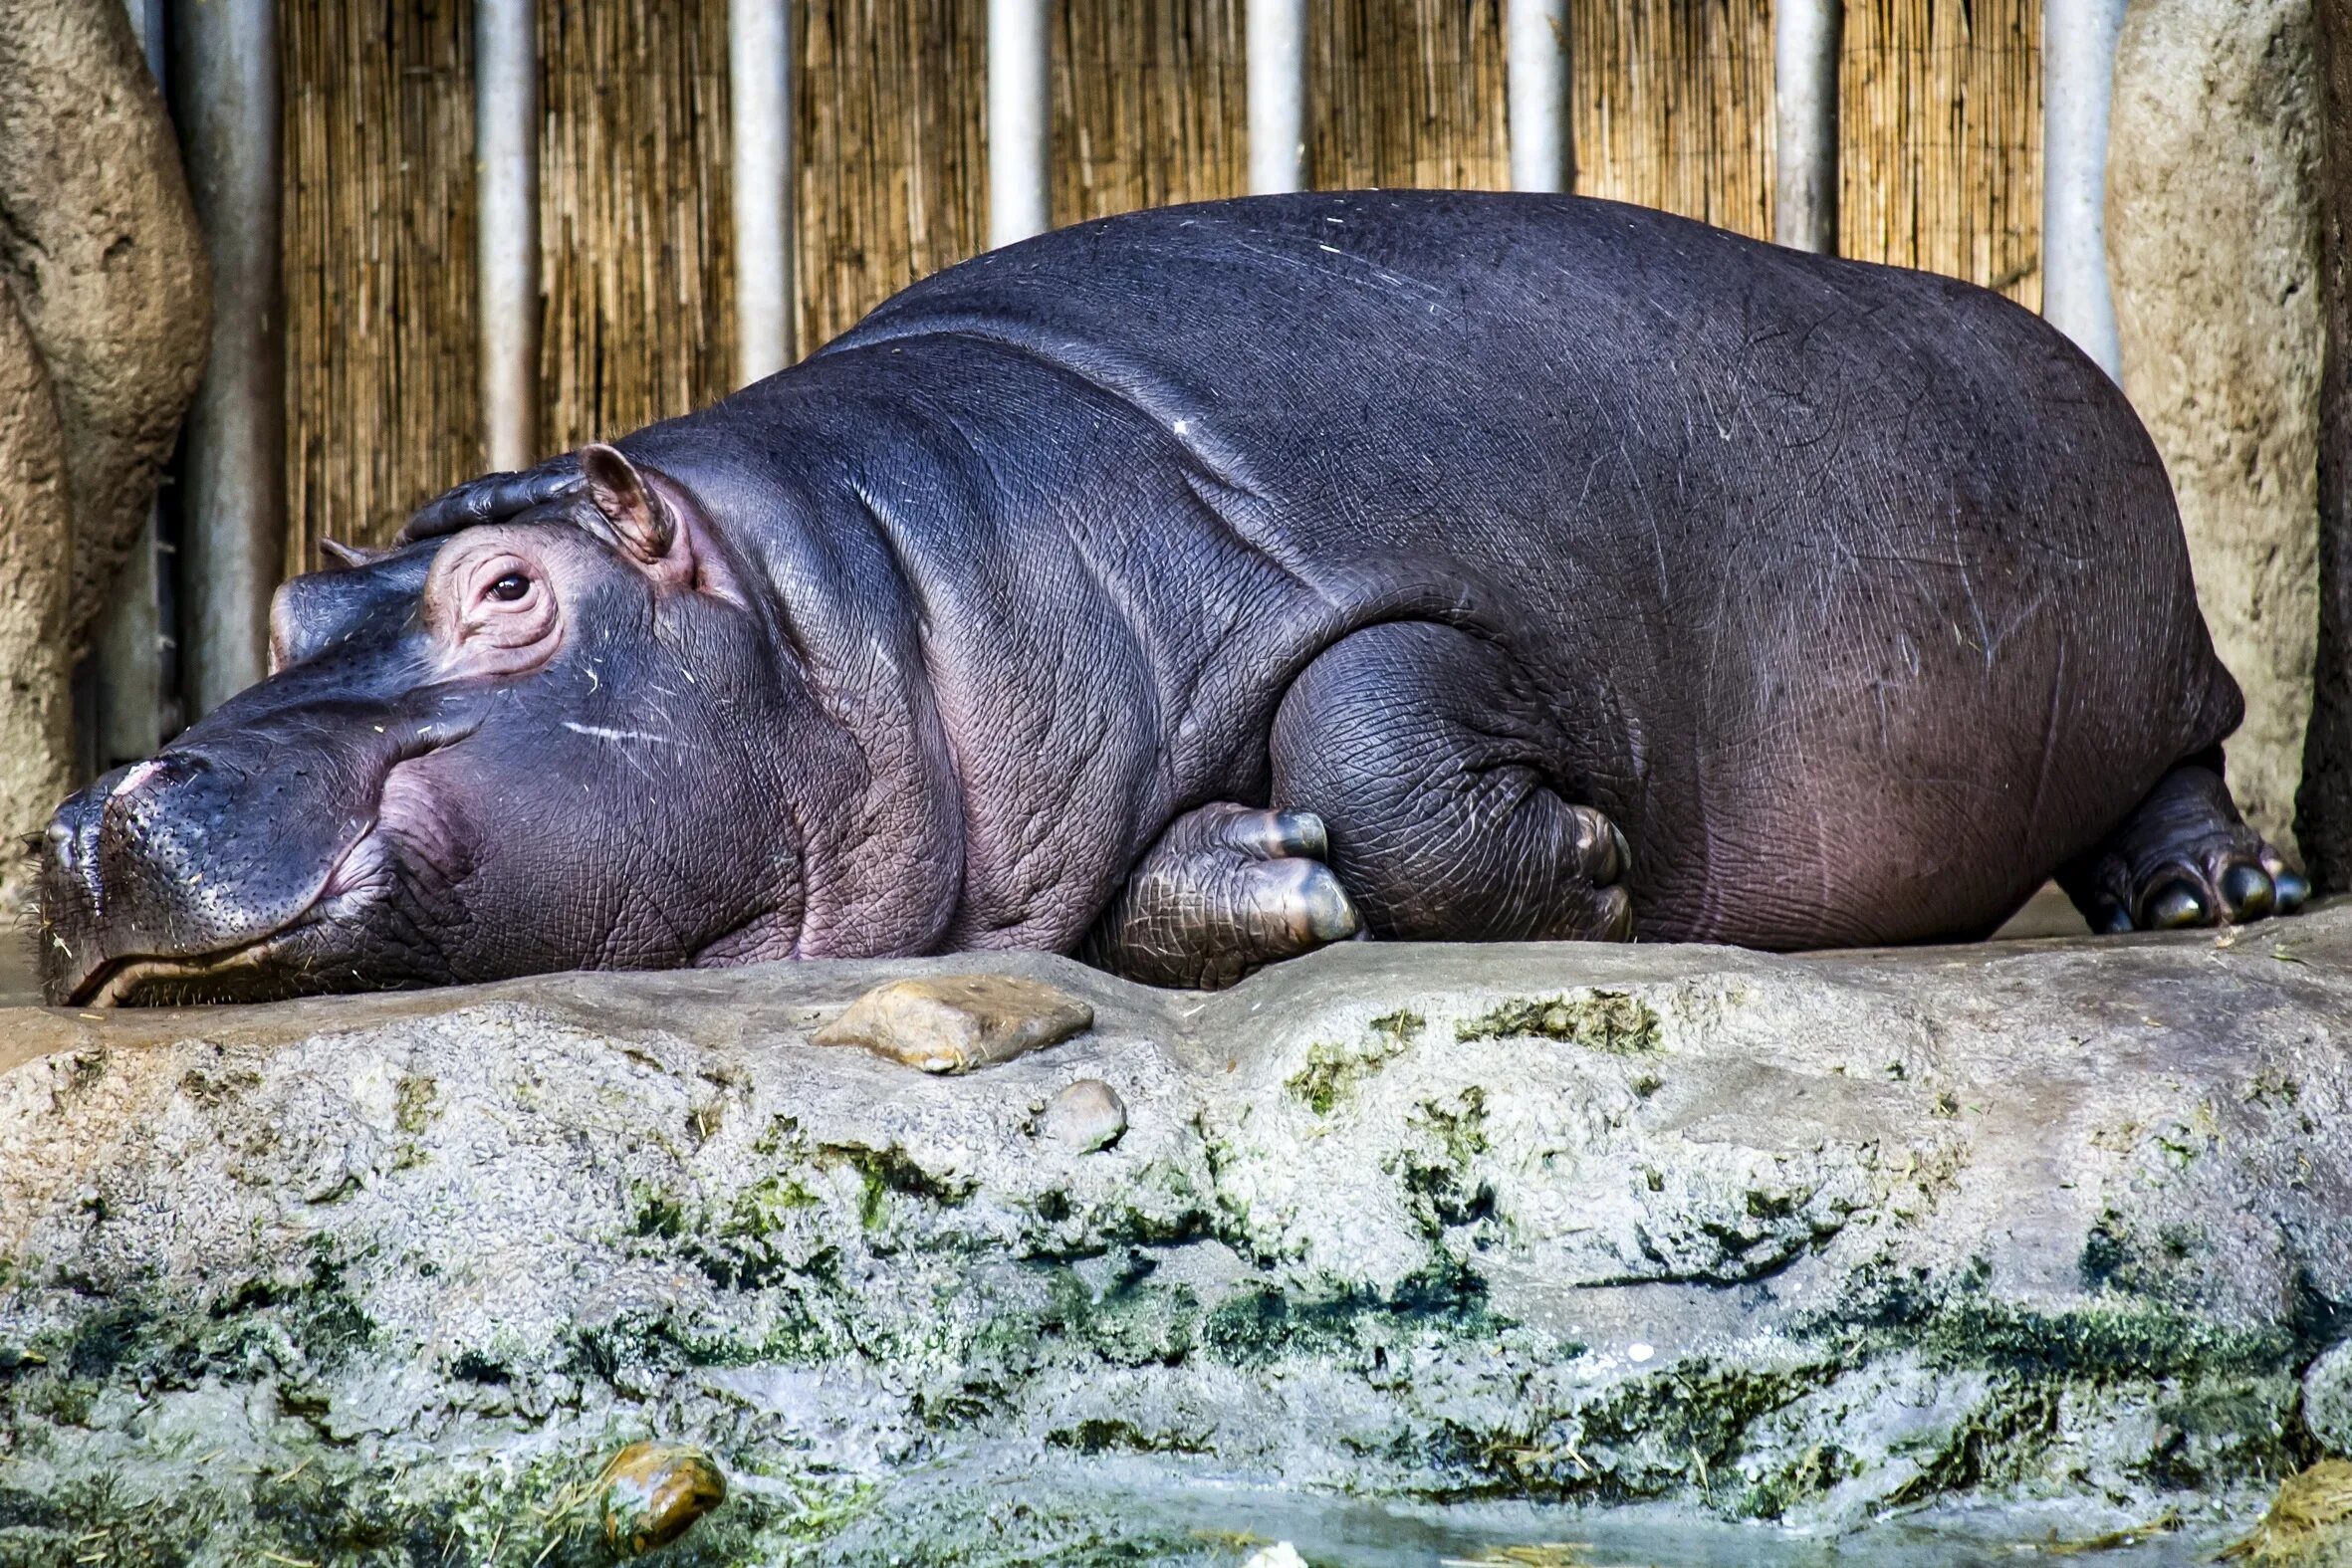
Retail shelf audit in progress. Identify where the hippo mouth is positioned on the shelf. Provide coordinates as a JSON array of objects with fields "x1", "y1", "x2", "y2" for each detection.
[
  {"x1": 68, "y1": 925, "x2": 313, "y2": 1008},
  {"x1": 56, "y1": 820, "x2": 398, "y2": 1008}
]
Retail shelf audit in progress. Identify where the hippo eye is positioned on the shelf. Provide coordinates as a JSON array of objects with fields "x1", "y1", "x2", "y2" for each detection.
[{"x1": 487, "y1": 571, "x2": 532, "y2": 603}]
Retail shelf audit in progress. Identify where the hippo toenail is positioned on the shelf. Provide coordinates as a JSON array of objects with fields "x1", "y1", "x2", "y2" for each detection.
[
  {"x1": 2220, "y1": 862, "x2": 2274, "y2": 919},
  {"x1": 2143, "y1": 880, "x2": 2208, "y2": 930}
]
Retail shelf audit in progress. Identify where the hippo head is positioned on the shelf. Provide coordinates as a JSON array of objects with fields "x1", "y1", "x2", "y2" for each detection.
[{"x1": 38, "y1": 445, "x2": 841, "y2": 1007}]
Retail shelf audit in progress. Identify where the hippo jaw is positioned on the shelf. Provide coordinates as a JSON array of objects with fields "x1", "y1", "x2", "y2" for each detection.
[
  {"x1": 37, "y1": 445, "x2": 829, "y2": 1008},
  {"x1": 40, "y1": 728, "x2": 480, "y2": 1008}
]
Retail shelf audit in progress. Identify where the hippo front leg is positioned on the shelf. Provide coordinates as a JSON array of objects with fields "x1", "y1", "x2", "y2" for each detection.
[
  {"x1": 397, "y1": 454, "x2": 585, "y2": 543},
  {"x1": 1271, "y1": 621, "x2": 1634, "y2": 944},
  {"x1": 1078, "y1": 803, "x2": 1362, "y2": 989}
]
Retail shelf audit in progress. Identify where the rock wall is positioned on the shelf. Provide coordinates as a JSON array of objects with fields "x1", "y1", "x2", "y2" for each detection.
[
  {"x1": 2109, "y1": 0, "x2": 2322, "y2": 852},
  {"x1": 0, "y1": 295, "x2": 72, "y2": 900},
  {"x1": 0, "y1": 0, "x2": 210, "y2": 898},
  {"x1": 0, "y1": 916, "x2": 2347, "y2": 1561}
]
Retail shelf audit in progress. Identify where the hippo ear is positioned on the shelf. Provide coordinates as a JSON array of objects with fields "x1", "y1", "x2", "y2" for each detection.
[
  {"x1": 318, "y1": 538, "x2": 389, "y2": 570},
  {"x1": 579, "y1": 443, "x2": 678, "y2": 566}
]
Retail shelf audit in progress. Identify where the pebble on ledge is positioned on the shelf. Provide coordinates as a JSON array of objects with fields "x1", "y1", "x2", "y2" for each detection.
[{"x1": 812, "y1": 974, "x2": 1095, "y2": 1073}]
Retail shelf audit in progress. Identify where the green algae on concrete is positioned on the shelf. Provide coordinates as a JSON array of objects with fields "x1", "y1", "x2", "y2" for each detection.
[{"x1": 1453, "y1": 990, "x2": 1662, "y2": 1053}]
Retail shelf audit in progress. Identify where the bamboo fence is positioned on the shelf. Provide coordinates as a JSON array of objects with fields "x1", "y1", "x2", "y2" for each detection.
[
  {"x1": 1310, "y1": 0, "x2": 1509, "y2": 191},
  {"x1": 1053, "y1": 0, "x2": 1245, "y2": 228},
  {"x1": 281, "y1": 0, "x2": 2044, "y2": 567},
  {"x1": 1574, "y1": 0, "x2": 1775, "y2": 236},
  {"x1": 1842, "y1": 0, "x2": 2042, "y2": 309},
  {"x1": 538, "y1": 0, "x2": 738, "y2": 458},
  {"x1": 281, "y1": 0, "x2": 479, "y2": 567}
]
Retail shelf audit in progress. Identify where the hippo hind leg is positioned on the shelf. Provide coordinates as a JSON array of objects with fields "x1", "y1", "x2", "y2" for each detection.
[
  {"x1": 2059, "y1": 751, "x2": 2309, "y2": 932},
  {"x1": 1079, "y1": 802, "x2": 1362, "y2": 988},
  {"x1": 1269, "y1": 621, "x2": 1633, "y2": 944}
]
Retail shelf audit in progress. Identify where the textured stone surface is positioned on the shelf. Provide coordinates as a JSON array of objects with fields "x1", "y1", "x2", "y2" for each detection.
[
  {"x1": 1039, "y1": 1077, "x2": 1128, "y2": 1153},
  {"x1": 0, "y1": 0, "x2": 208, "y2": 900},
  {"x1": 0, "y1": 284, "x2": 70, "y2": 914},
  {"x1": 2109, "y1": 0, "x2": 2321, "y2": 851},
  {"x1": 812, "y1": 973, "x2": 1095, "y2": 1072},
  {"x1": 0, "y1": 913, "x2": 2348, "y2": 1561},
  {"x1": 2310, "y1": 1344, "x2": 2352, "y2": 1457},
  {"x1": 0, "y1": 0, "x2": 208, "y2": 644}
]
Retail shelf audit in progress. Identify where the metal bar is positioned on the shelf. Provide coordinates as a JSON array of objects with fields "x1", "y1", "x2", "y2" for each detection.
[
  {"x1": 1773, "y1": 0, "x2": 1840, "y2": 253},
  {"x1": 730, "y1": 0, "x2": 795, "y2": 383},
  {"x1": 2041, "y1": 0, "x2": 2127, "y2": 377},
  {"x1": 93, "y1": 0, "x2": 174, "y2": 762},
  {"x1": 987, "y1": 0, "x2": 1050, "y2": 247},
  {"x1": 476, "y1": 0, "x2": 541, "y2": 469},
  {"x1": 1247, "y1": 0, "x2": 1306, "y2": 194},
  {"x1": 125, "y1": 0, "x2": 164, "y2": 79},
  {"x1": 171, "y1": 0, "x2": 283, "y2": 718},
  {"x1": 1506, "y1": 0, "x2": 1570, "y2": 193}
]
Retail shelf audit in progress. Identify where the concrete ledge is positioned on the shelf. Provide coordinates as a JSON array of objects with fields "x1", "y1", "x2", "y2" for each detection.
[{"x1": 0, "y1": 912, "x2": 2347, "y2": 1561}]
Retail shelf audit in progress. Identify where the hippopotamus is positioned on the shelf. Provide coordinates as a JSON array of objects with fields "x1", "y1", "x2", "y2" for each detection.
[{"x1": 38, "y1": 190, "x2": 2304, "y2": 1007}]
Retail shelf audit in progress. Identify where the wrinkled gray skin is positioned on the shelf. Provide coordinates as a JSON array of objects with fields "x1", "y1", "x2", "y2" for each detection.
[{"x1": 37, "y1": 192, "x2": 2303, "y2": 1006}]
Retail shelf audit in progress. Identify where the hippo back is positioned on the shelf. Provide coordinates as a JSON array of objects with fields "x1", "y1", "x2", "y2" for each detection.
[{"x1": 656, "y1": 192, "x2": 2236, "y2": 947}]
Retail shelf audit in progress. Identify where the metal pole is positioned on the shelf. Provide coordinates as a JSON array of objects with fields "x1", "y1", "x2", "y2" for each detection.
[
  {"x1": 94, "y1": 0, "x2": 173, "y2": 761},
  {"x1": 1505, "y1": 0, "x2": 1570, "y2": 194},
  {"x1": 987, "y1": 0, "x2": 1050, "y2": 247},
  {"x1": 172, "y1": 0, "x2": 283, "y2": 718},
  {"x1": 1773, "y1": 0, "x2": 1840, "y2": 253},
  {"x1": 477, "y1": 0, "x2": 541, "y2": 469},
  {"x1": 730, "y1": 0, "x2": 795, "y2": 383},
  {"x1": 1247, "y1": 0, "x2": 1306, "y2": 194},
  {"x1": 2041, "y1": 0, "x2": 2127, "y2": 377}
]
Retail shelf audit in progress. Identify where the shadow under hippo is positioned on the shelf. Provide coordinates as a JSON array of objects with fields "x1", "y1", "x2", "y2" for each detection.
[{"x1": 36, "y1": 190, "x2": 2305, "y2": 1006}]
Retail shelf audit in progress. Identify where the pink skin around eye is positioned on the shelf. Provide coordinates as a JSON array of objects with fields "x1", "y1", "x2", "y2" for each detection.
[{"x1": 435, "y1": 547, "x2": 562, "y2": 677}]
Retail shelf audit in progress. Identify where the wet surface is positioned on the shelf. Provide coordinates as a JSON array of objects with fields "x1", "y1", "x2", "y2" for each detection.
[{"x1": 857, "y1": 1456, "x2": 2233, "y2": 1565}]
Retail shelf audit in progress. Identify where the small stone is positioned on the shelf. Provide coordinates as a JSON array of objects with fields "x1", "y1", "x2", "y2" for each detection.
[
  {"x1": 599, "y1": 1441, "x2": 725, "y2": 1556},
  {"x1": 1241, "y1": 1546, "x2": 1309, "y2": 1568},
  {"x1": 1039, "y1": 1078, "x2": 1127, "y2": 1152},
  {"x1": 813, "y1": 975, "x2": 1093, "y2": 1074},
  {"x1": 2307, "y1": 1343, "x2": 2352, "y2": 1457}
]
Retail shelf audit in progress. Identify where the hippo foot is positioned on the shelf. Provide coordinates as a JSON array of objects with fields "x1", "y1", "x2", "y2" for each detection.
[
  {"x1": 1078, "y1": 802, "x2": 1362, "y2": 990},
  {"x1": 398, "y1": 455, "x2": 585, "y2": 543},
  {"x1": 2061, "y1": 757, "x2": 2309, "y2": 933}
]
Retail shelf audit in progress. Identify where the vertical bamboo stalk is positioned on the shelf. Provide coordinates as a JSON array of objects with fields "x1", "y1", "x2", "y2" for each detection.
[
  {"x1": 731, "y1": 0, "x2": 795, "y2": 381},
  {"x1": 990, "y1": 0, "x2": 1051, "y2": 243},
  {"x1": 1248, "y1": 0, "x2": 1306, "y2": 191},
  {"x1": 2041, "y1": 0, "x2": 2123, "y2": 373},
  {"x1": 1507, "y1": 0, "x2": 1570, "y2": 191},
  {"x1": 478, "y1": 0, "x2": 540, "y2": 468},
  {"x1": 1775, "y1": 0, "x2": 1840, "y2": 251},
  {"x1": 173, "y1": 0, "x2": 283, "y2": 717}
]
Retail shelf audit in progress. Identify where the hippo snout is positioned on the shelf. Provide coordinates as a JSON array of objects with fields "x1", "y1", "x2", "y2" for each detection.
[{"x1": 38, "y1": 751, "x2": 379, "y2": 1007}]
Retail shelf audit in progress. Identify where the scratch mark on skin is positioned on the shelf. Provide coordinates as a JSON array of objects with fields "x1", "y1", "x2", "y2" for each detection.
[{"x1": 562, "y1": 721, "x2": 685, "y2": 746}]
